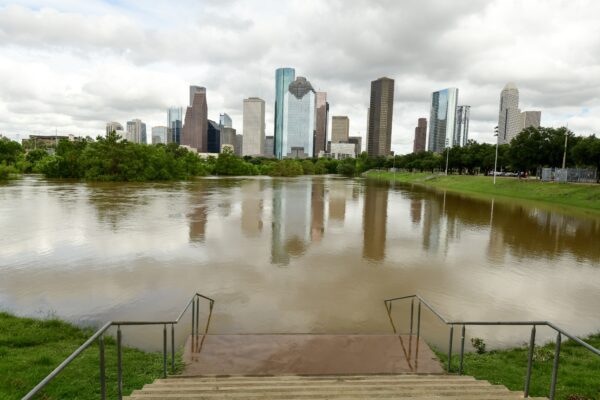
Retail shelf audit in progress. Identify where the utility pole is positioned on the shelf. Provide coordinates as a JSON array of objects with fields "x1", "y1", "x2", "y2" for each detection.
[
  {"x1": 444, "y1": 143, "x2": 450, "y2": 176},
  {"x1": 562, "y1": 126, "x2": 568, "y2": 169}
]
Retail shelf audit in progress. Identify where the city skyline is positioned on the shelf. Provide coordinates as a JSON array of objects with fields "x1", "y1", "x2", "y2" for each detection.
[{"x1": 0, "y1": 1, "x2": 599, "y2": 154}]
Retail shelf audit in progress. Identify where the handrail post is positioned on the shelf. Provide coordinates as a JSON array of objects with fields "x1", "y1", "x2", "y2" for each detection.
[
  {"x1": 549, "y1": 332, "x2": 561, "y2": 400},
  {"x1": 117, "y1": 325, "x2": 123, "y2": 400},
  {"x1": 191, "y1": 297, "x2": 196, "y2": 352},
  {"x1": 416, "y1": 300, "x2": 421, "y2": 343},
  {"x1": 195, "y1": 297, "x2": 200, "y2": 350},
  {"x1": 99, "y1": 335, "x2": 106, "y2": 400},
  {"x1": 171, "y1": 323, "x2": 175, "y2": 373},
  {"x1": 459, "y1": 324, "x2": 465, "y2": 375},
  {"x1": 163, "y1": 324, "x2": 167, "y2": 378},
  {"x1": 409, "y1": 298, "x2": 414, "y2": 337},
  {"x1": 447, "y1": 325, "x2": 454, "y2": 373},
  {"x1": 524, "y1": 325, "x2": 536, "y2": 397}
]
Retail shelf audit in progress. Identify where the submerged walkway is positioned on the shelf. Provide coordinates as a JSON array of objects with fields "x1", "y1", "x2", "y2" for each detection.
[{"x1": 182, "y1": 334, "x2": 443, "y2": 375}]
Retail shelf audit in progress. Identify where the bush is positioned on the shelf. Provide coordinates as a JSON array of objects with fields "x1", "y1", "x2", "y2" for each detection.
[
  {"x1": 301, "y1": 159, "x2": 315, "y2": 175},
  {"x1": 337, "y1": 158, "x2": 356, "y2": 177},
  {"x1": 0, "y1": 162, "x2": 18, "y2": 180},
  {"x1": 269, "y1": 159, "x2": 303, "y2": 177}
]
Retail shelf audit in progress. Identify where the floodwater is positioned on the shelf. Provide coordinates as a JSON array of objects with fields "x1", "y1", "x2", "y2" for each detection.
[{"x1": 1, "y1": 175, "x2": 599, "y2": 351}]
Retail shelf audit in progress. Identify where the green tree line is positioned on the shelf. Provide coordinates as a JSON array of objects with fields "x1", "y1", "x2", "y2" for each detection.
[{"x1": 1, "y1": 126, "x2": 599, "y2": 181}]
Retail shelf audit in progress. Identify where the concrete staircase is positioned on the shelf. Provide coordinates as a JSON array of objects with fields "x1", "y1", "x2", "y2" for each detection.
[{"x1": 125, "y1": 374, "x2": 546, "y2": 399}]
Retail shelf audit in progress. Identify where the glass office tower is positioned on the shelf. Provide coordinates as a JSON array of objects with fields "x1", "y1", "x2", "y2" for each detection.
[
  {"x1": 168, "y1": 107, "x2": 183, "y2": 144},
  {"x1": 428, "y1": 88, "x2": 458, "y2": 153},
  {"x1": 282, "y1": 77, "x2": 315, "y2": 158},
  {"x1": 274, "y1": 67, "x2": 296, "y2": 159}
]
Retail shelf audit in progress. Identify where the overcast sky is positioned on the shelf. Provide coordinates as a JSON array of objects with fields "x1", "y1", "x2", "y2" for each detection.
[{"x1": 0, "y1": 0, "x2": 599, "y2": 154}]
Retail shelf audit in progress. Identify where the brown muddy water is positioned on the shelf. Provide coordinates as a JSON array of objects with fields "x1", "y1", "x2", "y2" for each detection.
[{"x1": 1, "y1": 175, "x2": 599, "y2": 351}]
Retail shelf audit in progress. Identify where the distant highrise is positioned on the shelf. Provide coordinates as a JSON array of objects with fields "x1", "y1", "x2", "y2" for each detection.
[
  {"x1": 126, "y1": 119, "x2": 145, "y2": 143},
  {"x1": 282, "y1": 76, "x2": 316, "y2": 159},
  {"x1": 242, "y1": 97, "x2": 265, "y2": 157},
  {"x1": 207, "y1": 120, "x2": 220, "y2": 153},
  {"x1": 348, "y1": 136, "x2": 362, "y2": 156},
  {"x1": 167, "y1": 107, "x2": 183, "y2": 144},
  {"x1": 219, "y1": 113, "x2": 232, "y2": 128},
  {"x1": 151, "y1": 126, "x2": 168, "y2": 144},
  {"x1": 455, "y1": 106, "x2": 470, "y2": 147},
  {"x1": 235, "y1": 134, "x2": 243, "y2": 157},
  {"x1": 274, "y1": 67, "x2": 296, "y2": 159},
  {"x1": 106, "y1": 121, "x2": 123, "y2": 135},
  {"x1": 220, "y1": 127, "x2": 236, "y2": 152},
  {"x1": 498, "y1": 83, "x2": 520, "y2": 145},
  {"x1": 331, "y1": 116, "x2": 350, "y2": 143},
  {"x1": 413, "y1": 118, "x2": 427, "y2": 153},
  {"x1": 367, "y1": 77, "x2": 394, "y2": 157},
  {"x1": 264, "y1": 136, "x2": 274, "y2": 157},
  {"x1": 428, "y1": 88, "x2": 458, "y2": 153},
  {"x1": 520, "y1": 110, "x2": 541, "y2": 131},
  {"x1": 182, "y1": 86, "x2": 208, "y2": 152},
  {"x1": 314, "y1": 92, "x2": 328, "y2": 156}
]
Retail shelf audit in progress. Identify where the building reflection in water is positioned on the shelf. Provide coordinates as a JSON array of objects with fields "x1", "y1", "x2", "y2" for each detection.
[
  {"x1": 410, "y1": 198, "x2": 422, "y2": 225},
  {"x1": 328, "y1": 182, "x2": 346, "y2": 222},
  {"x1": 187, "y1": 181, "x2": 210, "y2": 244},
  {"x1": 241, "y1": 180, "x2": 264, "y2": 238},
  {"x1": 271, "y1": 180, "x2": 312, "y2": 265},
  {"x1": 362, "y1": 182, "x2": 388, "y2": 261},
  {"x1": 311, "y1": 180, "x2": 325, "y2": 242}
]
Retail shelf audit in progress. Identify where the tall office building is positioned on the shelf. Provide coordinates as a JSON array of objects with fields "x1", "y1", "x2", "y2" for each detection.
[
  {"x1": 235, "y1": 134, "x2": 243, "y2": 157},
  {"x1": 126, "y1": 119, "x2": 145, "y2": 143},
  {"x1": 427, "y1": 88, "x2": 458, "y2": 153},
  {"x1": 264, "y1": 136, "x2": 274, "y2": 157},
  {"x1": 151, "y1": 126, "x2": 168, "y2": 144},
  {"x1": 520, "y1": 110, "x2": 541, "y2": 131},
  {"x1": 455, "y1": 106, "x2": 470, "y2": 147},
  {"x1": 282, "y1": 76, "x2": 316, "y2": 159},
  {"x1": 367, "y1": 77, "x2": 394, "y2": 157},
  {"x1": 498, "y1": 83, "x2": 520, "y2": 145},
  {"x1": 331, "y1": 116, "x2": 350, "y2": 143},
  {"x1": 348, "y1": 136, "x2": 362, "y2": 156},
  {"x1": 167, "y1": 107, "x2": 183, "y2": 144},
  {"x1": 182, "y1": 86, "x2": 208, "y2": 152},
  {"x1": 242, "y1": 97, "x2": 265, "y2": 157},
  {"x1": 413, "y1": 118, "x2": 427, "y2": 153},
  {"x1": 314, "y1": 92, "x2": 328, "y2": 156},
  {"x1": 106, "y1": 121, "x2": 123, "y2": 135},
  {"x1": 274, "y1": 67, "x2": 296, "y2": 159},
  {"x1": 207, "y1": 120, "x2": 221, "y2": 153},
  {"x1": 220, "y1": 127, "x2": 236, "y2": 152},
  {"x1": 219, "y1": 113, "x2": 232, "y2": 128}
]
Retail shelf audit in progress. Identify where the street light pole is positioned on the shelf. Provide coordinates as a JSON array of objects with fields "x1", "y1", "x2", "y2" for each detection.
[
  {"x1": 445, "y1": 146, "x2": 450, "y2": 176},
  {"x1": 493, "y1": 127, "x2": 499, "y2": 185}
]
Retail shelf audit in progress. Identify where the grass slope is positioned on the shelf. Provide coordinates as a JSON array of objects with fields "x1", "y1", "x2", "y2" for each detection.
[
  {"x1": 434, "y1": 334, "x2": 600, "y2": 400},
  {"x1": 366, "y1": 171, "x2": 600, "y2": 214},
  {"x1": 0, "y1": 312, "x2": 183, "y2": 400}
]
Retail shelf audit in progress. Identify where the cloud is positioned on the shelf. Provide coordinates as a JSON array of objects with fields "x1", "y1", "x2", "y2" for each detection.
[{"x1": 0, "y1": 0, "x2": 599, "y2": 152}]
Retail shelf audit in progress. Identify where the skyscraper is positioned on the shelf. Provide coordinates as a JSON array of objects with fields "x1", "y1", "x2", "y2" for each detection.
[
  {"x1": 367, "y1": 77, "x2": 394, "y2": 157},
  {"x1": 455, "y1": 106, "x2": 470, "y2": 147},
  {"x1": 331, "y1": 116, "x2": 350, "y2": 143},
  {"x1": 274, "y1": 67, "x2": 296, "y2": 159},
  {"x1": 498, "y1": 83, "x2": 520, "y2": 145},
  {"x1": 219, "y1": 113, "x2": 232, "y2": 128},
  {"x1": 314, "y1": 92, "x2": 328, "y2": 156},
  {"x1": 427, "y1": 88, "x2": 459, "y2": 153},
  {"x1": 207, "y1": 120, "x2": 220, "y2": 153},
  {"x1": 348, "y1": 136, "x2": 362, "y2": 156},
  {"x1": 242, "y1": 97, "x2": 265, "y2": 157},
  {"x1": 106, "y1": 121, "x2": 123, "y2": 135},
  {"x1": 151, "y1": 126, "x2": 168, "y2": 144},
  {"x1": 264, "y1": 136, "x2": 274, "y2": 157},
  {"x1": 520, "y1": 110, "x2": 541, "y2": 131},
  {"x1": 182, "y1": 86, "x2": 208, "y2": 152},
  {"x1": 167, "y1": 107, "x2": 183, "y2": 144},
  {"x1": 282, "y1": 76, "x2": 316, "y2": 159},
  {"x1": 413, "y1": 118, "x2": 427, "y2": 153},
  {"x1": 126, "y1": 119, "x2": 145, "y2": 143},
  {"x1": 220, "y1": 127, "x2": 236, "y2": 152}
]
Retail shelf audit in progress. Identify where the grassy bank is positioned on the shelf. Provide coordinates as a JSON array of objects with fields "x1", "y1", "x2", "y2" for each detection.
[
  {"x1": 0, "y1": 312, "x2": 183, "y2": 399},
  {"x1": 435, "y1": 333, "x2": 600, "y2": 399},
  {"x1": 366, "y1": 171, "x2": 600, "y2": 214}
]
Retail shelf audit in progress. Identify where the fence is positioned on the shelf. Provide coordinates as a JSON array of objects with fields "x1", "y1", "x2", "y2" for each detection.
[{"x1": 541, "y1": 167, "x2": 597, "y2": 183}]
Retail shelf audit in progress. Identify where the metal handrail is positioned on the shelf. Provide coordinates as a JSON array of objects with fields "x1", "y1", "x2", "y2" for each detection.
[
  {"x1": 22, "y1": 292, "x2": 214, "y2": 400},
  {"x1": 384, "y1": 294, "x2": 600, "y2": 400}
]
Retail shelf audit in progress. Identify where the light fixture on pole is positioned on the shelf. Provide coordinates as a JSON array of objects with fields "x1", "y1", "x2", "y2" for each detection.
[{"x1": 493, "y1": 126, "x2": 499, "y2": 185}]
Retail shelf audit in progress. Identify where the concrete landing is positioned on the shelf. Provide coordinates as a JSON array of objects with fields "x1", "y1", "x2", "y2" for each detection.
[{"x1": 182, "y1": 334, "x2": 443, "y2": 376}]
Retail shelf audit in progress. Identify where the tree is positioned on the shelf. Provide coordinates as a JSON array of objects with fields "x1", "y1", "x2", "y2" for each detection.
[
  {"x1": 0, "y1": 137, "x2": 23, "y2": 165},
  {"x1": 337, "y1": 158, "x2": 356, "y2": 177}
]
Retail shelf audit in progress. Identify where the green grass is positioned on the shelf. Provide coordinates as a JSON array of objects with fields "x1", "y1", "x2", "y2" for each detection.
[
  {"x1": 366, "y1": 171, "x2": 600, "y2": 215},
  {"x1": 0, "y1": 312, "x2": 183, "y2": 400},
  {"x1": 434, "y1": 334, "x2": 600, "y2": 400}
]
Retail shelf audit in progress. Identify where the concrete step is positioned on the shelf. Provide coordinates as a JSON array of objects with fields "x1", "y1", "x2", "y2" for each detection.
[{"x1": 124, "y1": 374, "x2": 547, "y2": 399}]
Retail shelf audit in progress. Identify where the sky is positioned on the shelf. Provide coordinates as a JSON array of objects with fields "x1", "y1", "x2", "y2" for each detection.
[{"x1": 0, "y1": 0, "x2": 599, "y2": 154}]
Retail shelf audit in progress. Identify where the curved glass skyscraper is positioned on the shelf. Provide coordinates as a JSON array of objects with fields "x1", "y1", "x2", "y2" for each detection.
[
  {"x1": 274, "y1": 67, "x2": 295, "y2": 159},
  {"x1": 428, "y1": 88, "x2": 458, "y2": 153}
]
